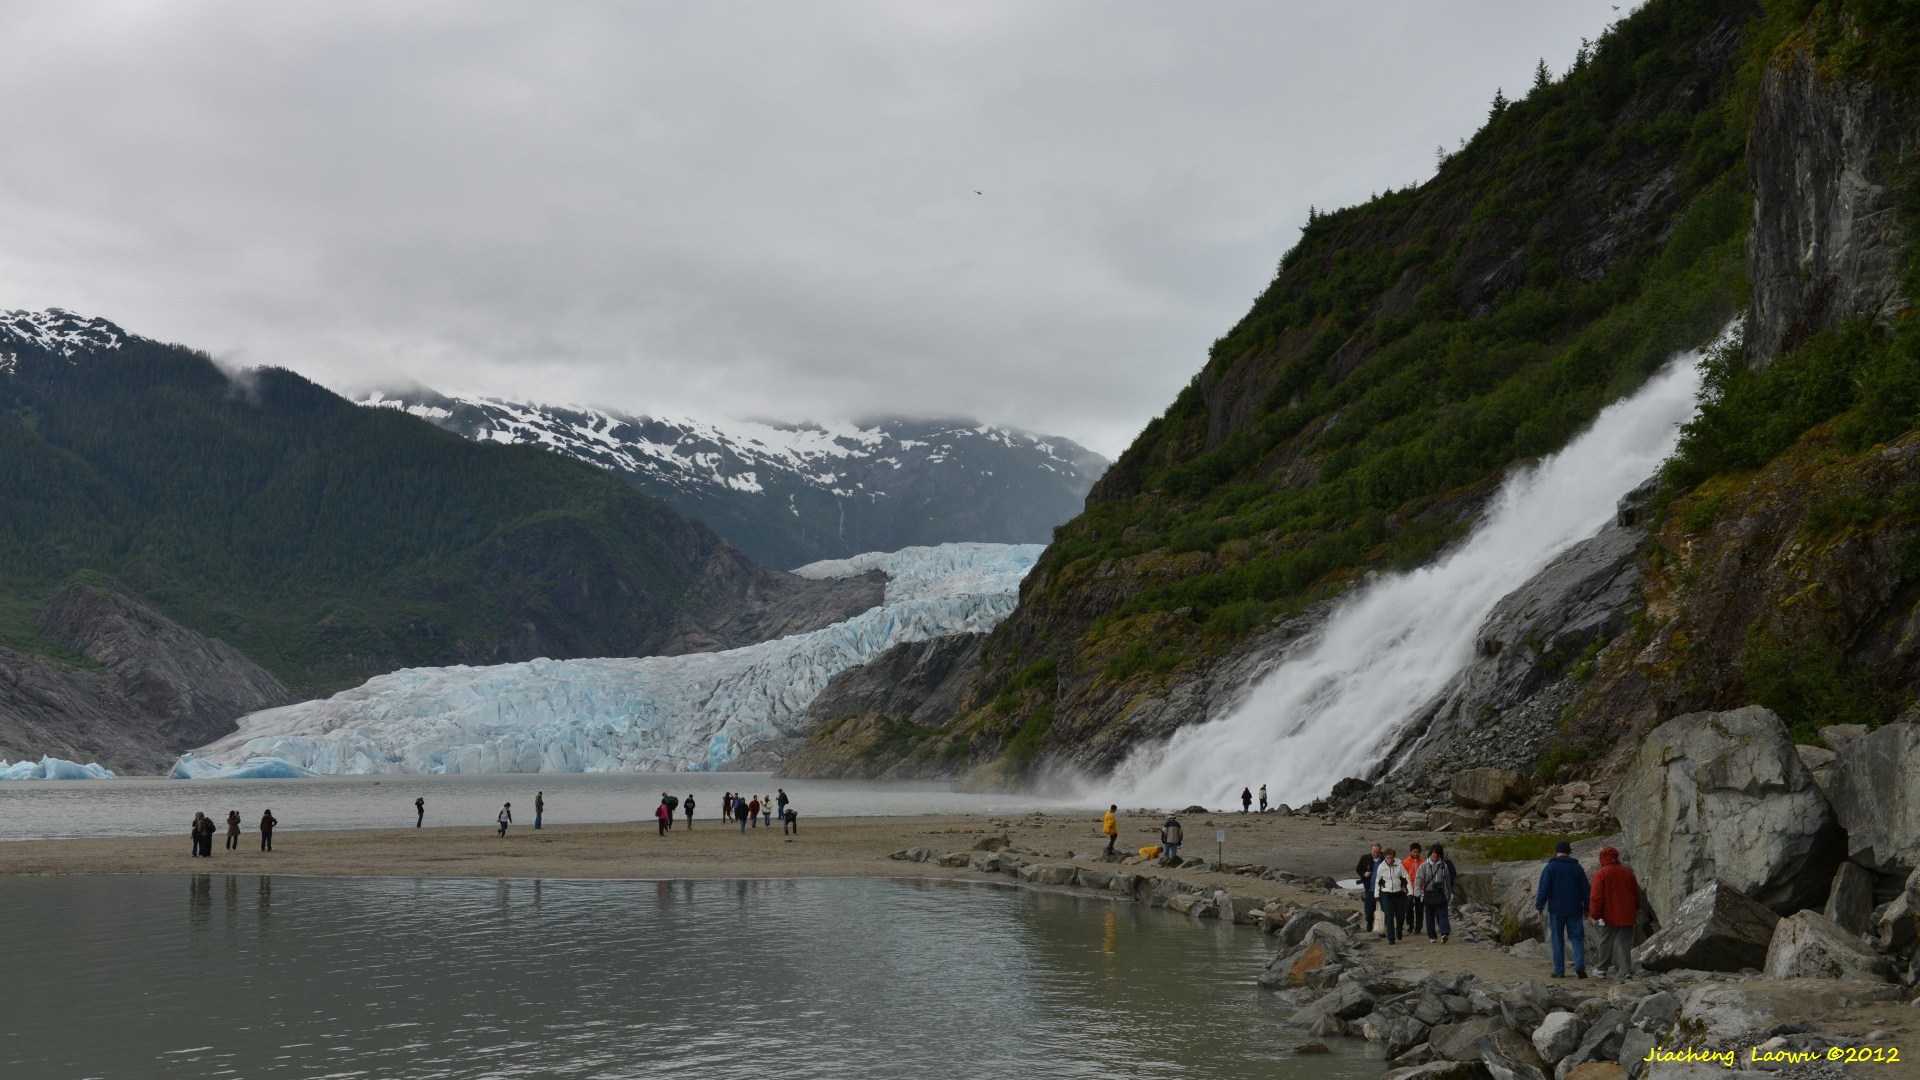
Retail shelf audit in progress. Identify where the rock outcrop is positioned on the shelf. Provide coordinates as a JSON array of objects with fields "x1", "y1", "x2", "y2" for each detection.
[
  {"x1": 1763, "y1": 910, "x2": 1893, "y2": 982},
  {"x1": 1745, "y1": 47, "x2": 1915, "y2": 367},
  {"x1": 0, "y1": 586, "x2": 294, "y2": 773},
  {"x1": 1615, "y1": 707, "x2": 1842, "y2": 919},
  {"x1": 1632, "y1": 880, "x2": 1780, "y2": 973},
  {"x1": 778, "y1": 634, "x2": 985, "y2": 779},
  {"x1": 1827, "y1": 722, "x2": 1920, "y2": 875}
]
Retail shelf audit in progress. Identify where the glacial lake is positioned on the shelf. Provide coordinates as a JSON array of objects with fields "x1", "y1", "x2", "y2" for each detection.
[
  {"x1": 0, "y1": 875, "x2": 1380, "y2": 1079},
  {"x1": 0, "y1": 771, "x2": 1097, "y2": 842}
]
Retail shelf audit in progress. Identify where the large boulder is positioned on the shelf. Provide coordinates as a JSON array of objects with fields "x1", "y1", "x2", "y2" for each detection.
[
  {"x1": 1828, "y1": 722, "x2": 1920, "y2": 875},
  {"x1": 1873, "y1": 868, "x2": 1920, "y2": 956},
  {"x1": 1473, "y1": 1027, "x2": 1551, "y2": 1080},
  {"x1": 1764, "y1": 910, "x2": 1894, "y2": 981},
  {"x1": 1454, "y1": 768, "x2": 1531, "y2": 810},
  {"x1": 1632, "y1": 880, "x2": 1780, "y2": 973},
  {"x1": 1385, "y1": 1063, "x2": 1495, "y2": 1080},
  {"x1": 1260, "y1": 922, "x2": 1349, "y2": 989},
  {"x1": 1431, "y1": 1017, "x2": 1512, "y2": 1062},
  {"x1": 1822, "y1": 860, "x2": 1877, "y2": 935},
  {"x1": 1531, "y1": 1012, "x2": 1585, "y2": 1067},
  {"x1": 1615, "y1": 706, "x2": 1843, "y2": 919}
]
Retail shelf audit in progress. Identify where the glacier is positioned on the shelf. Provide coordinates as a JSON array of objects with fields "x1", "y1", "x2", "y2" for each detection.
[
  {"x1": 176, "y1": 543, "x2": 1041, "y2": 777},
  {"x1": 0, "y1": 756, "x2": 117, "y2": 780}
]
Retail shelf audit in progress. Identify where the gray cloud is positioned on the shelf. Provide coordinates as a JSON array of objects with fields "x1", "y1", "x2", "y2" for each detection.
[{"x1": 0, "y1": 1, "x2": 1629, "y2": 456}]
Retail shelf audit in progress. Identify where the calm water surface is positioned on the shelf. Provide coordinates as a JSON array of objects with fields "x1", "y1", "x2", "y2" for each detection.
[
  {"x1": 0, "y1": 772, "x2": 1094, "y2": 841},
  {"x1": 0, "y1": 876, "x2": 1380, "y2": 1079}
]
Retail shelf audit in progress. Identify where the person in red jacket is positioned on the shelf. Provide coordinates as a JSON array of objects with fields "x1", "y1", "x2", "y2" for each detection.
[{"x1": 1589, "y1": 845, "x2": 1641, "y2": 980}]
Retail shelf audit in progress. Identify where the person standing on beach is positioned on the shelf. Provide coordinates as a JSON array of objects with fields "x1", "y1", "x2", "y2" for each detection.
[
  {"x1": 415, "y1": 796, "x2": 425, "y2": 827},
  {"x1": 1589, "y1": 845, "x2": 1640, "y2": 980},
  {"x1": 1416, "y1": 845, "x2": 1454, "y2": 943},
  {"x1": 738, "y1": 797, "x2": 750, "y2": 833},
  {"x1": 1102, "y1": 805, "x2": 1118, "y2": 857},
  {"x1": 762, "y1": 795, "x2": 773, "y2": 828},
  {"x1": 1535, "y1": 839, "x2": 1590, "y2": 978},
  {"x1": 747, "y1": 795, "x2": 761, "y2": 829},
  {"x1": 1374, "y1": 847, "x2": 1410, "y2": 944},
  {"x1": 190, "y1": 812, "x2": 206, "y2": 857},
  {"x1": 1258, "y1": 784, "x2": 1268, "y2": 813},
  {"x1": 684, "y1": 794, "x2": 696, "y2": 829},
  {"x1": 225, "y1": 810, "x2": 242, "y2": 851},
  {"x1": 655, "y1": 800, "x2": 671, "y2": 836},
  {"x1": 535, "y1": 791, "x2": 545, "y2": 831},
  {"x1": 1159, "y1": 814, "x2": 1182, "y2": 864},
  {"x1": 1240, "y1": 787, "x2": 1252, "y2": 813},
  {"x1": 776, "y1": 788, "x2": 788, "y2": 821},
  {"x1": 259, "y1": 809, "x2": 277, "y2": 851},
  {"x1": 722, "y1": 792, "x2": 734, "y2": 821},
  {"x1": 497, "y1": 802, "x2": 512, "y2": 838},
  {"x1": 1355, "y1": 843, "x2": 1386, "y2": 933}
]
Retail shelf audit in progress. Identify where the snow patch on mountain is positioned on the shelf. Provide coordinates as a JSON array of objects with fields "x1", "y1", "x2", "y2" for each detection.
[
  {"x1": 0, "y1": 309, "x2": 126, "y2": 365},
  {"x1": 175, "y1": 543, "x2": 1040, "y2": 777}
]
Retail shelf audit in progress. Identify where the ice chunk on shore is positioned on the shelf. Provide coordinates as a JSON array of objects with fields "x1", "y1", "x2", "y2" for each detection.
[
  {"x1": 180, "y1": 543, "x2": 1040, "y2": 776},
  {"x1": 0, "y1": 756, "x2": 116, "y2": 780},
  {"x1": 170, "y1": 755, "x2": 317, "y2": 780}
]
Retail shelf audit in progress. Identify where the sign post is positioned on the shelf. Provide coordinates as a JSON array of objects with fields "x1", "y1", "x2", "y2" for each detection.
[{"x1": 1216, "y1": 827, "x2": 1226, "y2": 868}]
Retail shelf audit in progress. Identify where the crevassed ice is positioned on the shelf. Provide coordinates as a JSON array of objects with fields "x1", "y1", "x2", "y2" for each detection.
[
  {"x1": 176, "y1": 543, "x2": 1041, "y2": 778},
  {"x1": 0, "y1": 756, "x2": 117, "y2": 780}
]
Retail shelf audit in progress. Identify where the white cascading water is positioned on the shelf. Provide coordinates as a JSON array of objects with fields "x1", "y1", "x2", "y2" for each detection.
[{"x1": 1114, "y1": 347, "x2": 1712, "y2": 808}]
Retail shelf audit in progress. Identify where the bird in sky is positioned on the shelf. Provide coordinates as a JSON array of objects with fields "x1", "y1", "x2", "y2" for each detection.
[{"x1": 973, "y1": 190, "x2": 982, "y2": 195}]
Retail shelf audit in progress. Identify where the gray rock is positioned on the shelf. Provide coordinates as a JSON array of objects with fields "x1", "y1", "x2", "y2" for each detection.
[
  {"x1": 1433, "y1": 807, "x2": 1493, "y2": 831},
  {"x1": 1819, "y1": 724, "x2": 1869, "y2": 751},
  {"x1": 1629, "y1": 991, "x2": 1680, "y2": 1033},
  {"x1": 1384, "y1": 1062, "x2": 1495, "y2": 1080},
  {"x1": 1765, "y1": 911, "x2": 1893, "y2": 981},
  {"x1": 1632, "y1": 880, "x2": 1780, "y2": 973},
  {"x1": 1875, "y1": 868, "x2": 1920, "y2": 956},
  {"x1": 1361, "y1": 1010, "x2": 1432, "y2": 1059},
  {"x1": 1277, "y1": 907, "x2": 1343, "y2": 948},
  {"x1": 1290, "y1": 981, "x2": 1375, "y2": 1028},
  {"x1": 1496, "y1": 861, "x2": 1548, "y2": 944},
  {"x1": 1615, "y1": 707, "x2": 1843, "y2": 920},
  {"x1": 1501, "y1": 981, "x2": 1558, "y2": 1033},
  {"x1": 1532, "y1": 1011, "x2": 1586, "y2": 1066},
  {"x1": 1261, "y1": 922, "x2": 1349, "y2": 989},
  {"x1": 1617, "y1": 1029, "x2": 1655, "y2": 1079},
  {"x1": 1408, "y1": 988, "x2": 1451, "y2": 1028},
  {"x1": 1795, "y1": 744, "x2": 1837, "y2": 796},
  {"x1": 1554, "y1": 1010, "x2": 1626, "y2": 1080},
  {"x1": 1431, "y1": 1016, "x2": 1511, "y2": 1061},
  {"x1": 1474, "y1": 1026, "x2": 1552, "y2": 1080},
  {"x1": 1823, "y1": 861, "x2": 1877, "y2": 935},
  {"x1": 1392, "y1": 1043, "x2": 1437, "y2": 1069},
  {"x1": 1829, "y1": 723, "x2": 1920, "y2": 875},
  {"x1": 1454, "y1": 768, "x2": 1533, "y2": 810}
]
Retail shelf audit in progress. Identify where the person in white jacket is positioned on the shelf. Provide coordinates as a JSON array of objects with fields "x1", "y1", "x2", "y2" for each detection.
[{"x1": 1373, "y1": 848, "x2": 1412, "y2": 944}]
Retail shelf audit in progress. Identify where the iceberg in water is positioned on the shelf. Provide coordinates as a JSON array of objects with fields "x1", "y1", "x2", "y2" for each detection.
[
  {"x1": 170, "y1": 755, "x2": 318, "y2": 780},
  {"x1": 178, "y1": 543, "x2": 1041, "y2": 776},
  {"x1": 0, "y1": 755, "x2": 117, "y2": 780}
]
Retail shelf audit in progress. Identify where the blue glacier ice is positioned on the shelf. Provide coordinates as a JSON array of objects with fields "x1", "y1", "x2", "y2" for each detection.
[
  {"x1": 178, "y1": 543, "x2": 1041, "y2": 776},
  {"x1": 170, "y1": 755, "x2": 318, "y2": 780},
  {"x1": 0, "y1": 756, "x2": 117, "y2": 780}
]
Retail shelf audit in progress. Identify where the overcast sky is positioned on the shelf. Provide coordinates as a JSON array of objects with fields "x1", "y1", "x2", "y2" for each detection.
[{"x1": 0, "y1": 2, "x2": 1631, "y2": 457}]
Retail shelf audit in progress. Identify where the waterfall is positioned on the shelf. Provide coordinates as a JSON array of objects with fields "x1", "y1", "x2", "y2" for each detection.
[{"x1": 1113, "y1": 347, "x2": 1711, "y2": 807}]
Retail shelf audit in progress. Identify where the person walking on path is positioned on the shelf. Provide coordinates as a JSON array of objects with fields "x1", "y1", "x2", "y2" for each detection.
[
  {"x1": 1536, "y1": 839, "x2": 1591, "y2": 978},
  {"x1": 1374, "y1": 847, "x2": 1411, "y2": 944},
  {"x1": 1589, "y1": 845, "x2": 1640, "y2": 980},
  {"x1": 1240, "y1": 787, "x2": 1252, "y2": 813},
  {"x1": 1417, "y1": 845, "x2": 1456, "y2": 943},
  {"x1": 747, "y1": 796, "x2": 761, "y2": 829},
  {"x1": 415, "y1": 797, "x2": 425, "y2": 827},
  {"x1": 1159, "y1": 814, "x2": 1183, "y2": 864},
  {"x1": 1258, "y1": 784, "x2": 1268, "y2": 812},
  {"x1": 1355, "y1": 843, "x2": 1386, "y2": 932},
  {"x1": 1102, "y1": 805, "x2": 1119, "y2": 857},
  {"x1": 535, "y1": 792, "x2": 545, "y2": 831},
  {"x1": 259, "y1": 809, "x2": 277, "y2": 851},
  {"x1": 1402, "y1": 843, "x2": 1426, "y2": 938},
  {"x1": 684, "y1": 794, "x2": 696, "y2": 829},
  {"x1": 497, "y1": 802, "x2": 512, "y2": 838},
  {"x1": 722, "y1": 793, "x2": 734, "y2": 821},
  {"x1": 225, "y1": 810, "x2": 242, "y2": 851}
]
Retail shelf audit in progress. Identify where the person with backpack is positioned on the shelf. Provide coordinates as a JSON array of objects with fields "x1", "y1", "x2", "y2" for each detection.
[
  {"x1": 1159, "y1": 814, "x2": 1183, "y2": 864},
  {"x1": 1355, "y1": 842, "x2": 1387, "y2": 933},
  {"x1": 1589, "y1": 845, "x2": 1641, "y2": 980},
  {"x1": 1535, "y1": 839, "x2": 1591, "y2": 978},
  {"x1": 258, "y1": 809, "x2": 277, "y2": 851},
  {"x1": 776, "y1": 788, "x2": 789, "y2": 821},
  {"x1": 1417, "y1": 844, "x2": 1456, "y2": 943},
  {"x1": 683, "y1": 794, "x2": 696, "y2": 829},
  {"x1": 1373, "y1": 847, "x2": 1411, "y2": 944},
  {"x1": 655, "y1": 800, "x2": 672, "y2": 836},
  {"x1": 190, "y1": 812, "x2": 207, "y2": 858}
]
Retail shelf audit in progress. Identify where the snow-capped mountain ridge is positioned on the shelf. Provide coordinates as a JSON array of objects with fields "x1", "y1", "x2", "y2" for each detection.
[
  {"x1": 361, "y1": 388, "x2": 1105, "y2": 567},
  {"x1": 1, "y1": 309, "x2": 126, "y2": 375}
]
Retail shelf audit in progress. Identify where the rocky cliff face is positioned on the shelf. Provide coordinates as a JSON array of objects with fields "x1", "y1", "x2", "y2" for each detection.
[
  {"x1": 1745, "y1": 47, "x2": 1915, "y2": 366},
  {"x1": 776, "y1": 634, "x2": 985, "y2": 779},
  {"x1": 0, "y1": 587, "x2": 294, "y2": 772}
]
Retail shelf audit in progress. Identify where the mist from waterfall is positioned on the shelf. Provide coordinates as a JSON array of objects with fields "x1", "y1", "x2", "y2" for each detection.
[{"x1": 1113, "y1": 350, "x2": 1710, "y2": 808}]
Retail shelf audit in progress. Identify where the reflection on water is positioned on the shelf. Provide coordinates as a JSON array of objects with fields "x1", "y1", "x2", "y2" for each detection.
[{"x1": 0, "y1": 876, "x2": 1380, "y2": 1080}]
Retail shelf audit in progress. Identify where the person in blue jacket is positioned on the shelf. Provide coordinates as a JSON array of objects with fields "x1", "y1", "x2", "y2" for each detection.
[{"x1": 1535, "y1": 839, "x2": 1591, "y2": 978}]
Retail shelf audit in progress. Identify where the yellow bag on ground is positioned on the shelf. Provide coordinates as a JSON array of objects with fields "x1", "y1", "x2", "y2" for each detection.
[{"x1": 1138, "y1": 845, "x2": 1162, "y2": 859}]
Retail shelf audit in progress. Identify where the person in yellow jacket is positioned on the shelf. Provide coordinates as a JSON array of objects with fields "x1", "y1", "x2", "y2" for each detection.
[{"x1": 1103, "y1": 805, "x2": 1118, "y2": 857}]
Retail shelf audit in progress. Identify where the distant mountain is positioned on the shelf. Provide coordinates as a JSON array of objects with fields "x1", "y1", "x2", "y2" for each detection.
[
  {"x1": 0, "y1": 309, "x2": 882, "y2": 704},
  {"x1": 359, "y1": 389, "x2": 1107, "y2": 568}
]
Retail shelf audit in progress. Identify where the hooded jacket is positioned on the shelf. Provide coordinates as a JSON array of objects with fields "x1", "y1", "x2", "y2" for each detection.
[
  {"x1": 1102, "y1": 810, "x2": 1117, "y2": 837},
  {"x1": 1589, "y1": 846, "x2": 1640, "y2": 927},
  {"x1": 1535, "y1": 853, "x2": 1590, "y2": 917}
]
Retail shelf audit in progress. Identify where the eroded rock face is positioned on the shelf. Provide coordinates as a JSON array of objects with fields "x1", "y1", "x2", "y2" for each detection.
[
  {"x1": 1453, "y1": 768, "x2": 1533, "y2": 811},
  {"x1": 1746, "y1": 48, "x2": 1915, "y2": 367},
  {"x1": 1823, "y1": 861, "x2": 1877, "y2": 936},
  {"x1": 1615, "y1": 706, "x2": 1843, "y2": 919},
  {"x1": 1632, "y1": 880, "x2": 1779, "y2": 973},
  {"x1": 1763, "y1": 910, "x2": 1893, "y2": 982},
  {"x1": 1828, "y1": 723, "x2": 1920, "y2": 875}
]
